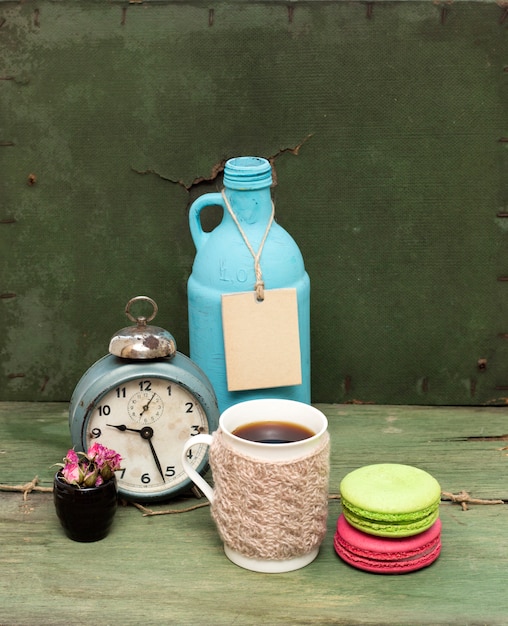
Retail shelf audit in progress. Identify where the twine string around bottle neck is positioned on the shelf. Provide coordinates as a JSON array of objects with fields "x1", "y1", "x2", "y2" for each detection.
[{"x1": 221, "y1": 189, "x2": 275, "y2": 301}]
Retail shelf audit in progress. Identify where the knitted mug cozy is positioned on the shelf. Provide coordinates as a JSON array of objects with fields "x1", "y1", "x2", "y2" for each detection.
[{"x1": 208, "y1": 428, "x2": 330, "y2": 561}]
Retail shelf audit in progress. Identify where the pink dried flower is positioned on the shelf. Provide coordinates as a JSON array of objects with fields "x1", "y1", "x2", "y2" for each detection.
[
  {"x1": 64, "y1": 449, "x2": 79, "y2": 465},
  {"x1": 56, "y1": 444, "x2": 122, "y2": 489},
  {"x1": 61, "y1": 460, "x2": 81, "y2": 485},
  {"x1": 87, "y1": 442, "x2": 108, "y2": 465}
]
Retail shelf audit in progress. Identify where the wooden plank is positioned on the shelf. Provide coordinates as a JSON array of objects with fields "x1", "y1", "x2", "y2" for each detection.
[
  {"x1": 0, "y1": 402, "x2": 507, "y2": 624},
  {"x1": 0, "y1": 493, "x2": 506, "y2": 626},
  {"x1": 325, "y1": 403, "x2": 508, "y2": 500},
  {"x1": 1, "y1": 402, "x2": 507, "y2": 498}
]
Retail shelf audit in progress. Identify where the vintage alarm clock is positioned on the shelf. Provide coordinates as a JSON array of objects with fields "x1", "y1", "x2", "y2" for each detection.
[{"x1": 69, "y1": 296, "x2": 219, "y2": 502}]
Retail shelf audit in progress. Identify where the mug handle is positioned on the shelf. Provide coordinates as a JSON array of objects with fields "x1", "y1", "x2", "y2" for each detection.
[{"x1": 181, "y1": 434, "x2": 215, "y2": 503}]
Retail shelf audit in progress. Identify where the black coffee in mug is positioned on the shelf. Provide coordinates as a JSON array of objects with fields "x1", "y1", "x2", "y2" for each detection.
[{"x1": 232, "y1": 421, "x2": 315, "y2": 444}]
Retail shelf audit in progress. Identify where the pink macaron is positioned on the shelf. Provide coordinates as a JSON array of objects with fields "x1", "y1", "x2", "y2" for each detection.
[{"x1": 334, "y1": 514, "x2": 442, "y2": 574}]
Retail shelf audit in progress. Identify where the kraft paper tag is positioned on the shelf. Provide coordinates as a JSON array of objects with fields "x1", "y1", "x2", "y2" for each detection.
[{"x1": 222, "y1": 288, "x2": 302, "y2": 391}]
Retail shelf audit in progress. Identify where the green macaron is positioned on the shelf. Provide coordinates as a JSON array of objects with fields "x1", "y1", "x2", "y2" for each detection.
[{"x1": 340, "y1": 463, "x2": 441, "y2": 538}]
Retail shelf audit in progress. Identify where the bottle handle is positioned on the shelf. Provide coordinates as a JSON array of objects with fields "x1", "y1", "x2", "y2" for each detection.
[
  {"x1": 188, "y1": 192, "x2": 225, "y2": 250},
  {"x1": 181, "y1": 433, "x2": 215, "y2": 503}
]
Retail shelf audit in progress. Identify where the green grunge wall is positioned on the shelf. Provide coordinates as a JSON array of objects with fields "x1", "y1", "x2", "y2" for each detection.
[{"x1": 1, "y1": 1, "x2": 507, "y2": 404}]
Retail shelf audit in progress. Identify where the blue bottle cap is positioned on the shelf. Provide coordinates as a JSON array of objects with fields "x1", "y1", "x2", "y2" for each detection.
[{"x1": 223, "y1": 156, "x2": 273, "y2": 190}]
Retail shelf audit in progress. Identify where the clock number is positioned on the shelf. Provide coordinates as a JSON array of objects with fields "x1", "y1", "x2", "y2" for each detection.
[
  {"x1": 116, "y1": 386, "x2": 126, "y2": 398},
  {"x1": 165, "y1": 466, "x2": 176, "y2": 477},
  {"x1": 98, "y1": 405, "x2": 111, "y2": 416},
  {"x1": 167, "y1": 385, "x2": 172, "y2": 396},
  {"x1": 117, "y1": 468, "x2": 126, "y2": 479},
  {"x1": 185, "y1": 402, "x2": 194, "y2": 413},
  {"x1": 139, "y1": 380, "x2": 152, "y2": 392},
  {"x1": 90, "y1": 427, "x2": 102, "y2": 439},
  {"x1": 186, "y1": 449, "x2": 193, "y2": 460},
  {"x1": 141, "y1": 473, "x2": 151, "y2": 484},
  {"x1": 190, "y1": 425, "x2": 200, "y2": 436}
]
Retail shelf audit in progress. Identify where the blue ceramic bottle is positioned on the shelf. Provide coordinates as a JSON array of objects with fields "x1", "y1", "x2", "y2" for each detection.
[{"x1": 187, "y1": 156, "x2": 310, "y2": 413}]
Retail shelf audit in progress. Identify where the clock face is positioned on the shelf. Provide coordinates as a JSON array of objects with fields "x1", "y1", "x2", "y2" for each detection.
[{"x1": 85, "y1": 376, "x2": 209, "y2": 500}]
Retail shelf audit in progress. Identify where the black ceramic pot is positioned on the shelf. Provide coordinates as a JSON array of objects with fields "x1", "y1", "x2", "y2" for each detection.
[{"x1": 53, "y1": 472, "x2": 118, "y2": 542}]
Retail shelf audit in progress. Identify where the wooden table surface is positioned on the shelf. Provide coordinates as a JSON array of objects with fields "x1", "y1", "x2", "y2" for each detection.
[{"x1": 1, "y1": 402, "x2": 507, "y2": 625}]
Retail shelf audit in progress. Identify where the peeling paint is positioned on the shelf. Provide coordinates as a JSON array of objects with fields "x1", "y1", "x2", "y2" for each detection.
[{"x1": 131, "y1": 133, "x2": 314, "y2": 192}]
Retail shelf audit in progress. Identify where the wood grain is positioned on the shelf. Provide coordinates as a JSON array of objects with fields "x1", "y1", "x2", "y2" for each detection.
[{"x1": 1, "y1": 402, "x2": 507, "y2": 625}]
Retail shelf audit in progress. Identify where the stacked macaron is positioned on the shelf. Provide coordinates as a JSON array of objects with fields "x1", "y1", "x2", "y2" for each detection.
[{"x1": 334, "y1": 463, "x2": 442, "y2": 574}]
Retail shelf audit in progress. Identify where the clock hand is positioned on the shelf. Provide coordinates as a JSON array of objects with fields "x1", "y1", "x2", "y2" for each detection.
[
  {"x1": 107, "y1": 423, "x2": 142, "y2": 433},
  {"x1": 106, "y1": 424, "x2": 165, "y2": 482},
  {"x1": 140, "y1": 393, "x2": 156, "y2": 417},
  {"x1": 147, "y1": 437, "x2": 165, "y2": 482}
]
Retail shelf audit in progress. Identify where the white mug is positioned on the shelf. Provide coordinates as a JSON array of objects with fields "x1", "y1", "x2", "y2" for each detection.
[{"x1": 182, "y1": 398, "x2": 329, "y2": 573}]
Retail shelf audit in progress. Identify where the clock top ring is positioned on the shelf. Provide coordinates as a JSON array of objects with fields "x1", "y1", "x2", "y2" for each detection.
[{"x1": 124, "y1": 295, "x2": 158, "y2": 324}]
